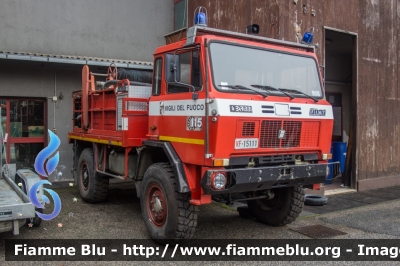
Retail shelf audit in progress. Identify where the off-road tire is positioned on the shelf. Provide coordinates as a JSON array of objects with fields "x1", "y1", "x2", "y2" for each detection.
[
  {"x1": 140, "y1": 162, "x2": 198, "y2": 244},
  {"x1": 78, "y1": 148, "x2": 109, "y2": 203},
  {"x1": 247, "y1": 186, "x2": 304, "y2": 226},
  {"x1": 304, "y1": 194, "x2": 328, "y2": 206}
]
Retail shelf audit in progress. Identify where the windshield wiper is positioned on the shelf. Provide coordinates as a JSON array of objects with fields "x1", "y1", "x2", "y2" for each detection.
[
  {"x1": 251, "y1": 85, "x2": 319, "y2": 103},
  {"x1": 219, "y1": 85, "x2": 268, "y2": 98},
  {"x1": 251, "y1": 85, "x2": 294, "y2": 100},
  {"x1": 278, "y1": 88, "x2": 318, "y2": 103}
]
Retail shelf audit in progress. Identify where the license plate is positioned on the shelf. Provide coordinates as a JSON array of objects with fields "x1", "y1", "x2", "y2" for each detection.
[{"x1": 235, "y1": 138, "x2": 259, "y2": 149}]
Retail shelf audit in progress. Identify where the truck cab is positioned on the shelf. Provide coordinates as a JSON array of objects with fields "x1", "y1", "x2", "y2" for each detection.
[{"x1": 148, "y1": 26, "x2": 334, "y2": 195}]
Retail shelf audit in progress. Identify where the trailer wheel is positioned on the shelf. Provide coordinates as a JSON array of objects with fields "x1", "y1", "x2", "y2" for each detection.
[
  {"x1": 28, "y1": 209, "x2": 42, "y2": 227},
  {"x1": 140, "y1": 163, "x2": 198, "y2": 244},
  {"x1": 14, "y1": 175, "x2": 43, "y2": 227},
  {"x1": 78, "y1": 148, "x2": 109, "y2": 203},
  {"x1": 247, "y1": 186, "x2": 304, "y2": 226}
]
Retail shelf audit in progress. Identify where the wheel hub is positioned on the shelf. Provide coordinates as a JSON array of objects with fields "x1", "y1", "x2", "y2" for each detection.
[
  {"x1": 81, "y1": 163, "x2": 89, "y2": 190},
  {"x1": 147, "y1": 184, "x2": 167, "y2": 227},
  {"x1": 153, "y1": 196, "x2": 163, "y2": 213},
  {"x1": 255, "y1": 190, "x2": 280, "y2": 211}
]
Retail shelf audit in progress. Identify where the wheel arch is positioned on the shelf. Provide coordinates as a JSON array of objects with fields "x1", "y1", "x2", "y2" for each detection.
[
  {"x1": 77, "y1": 147, "x2": 109, "y2": 203},
  {"x1": 138, "y1": 140, "x2": 190, "y2": 194},
  {"x1": 72, "y1": 140, "x2": 94, "y2": 186}
]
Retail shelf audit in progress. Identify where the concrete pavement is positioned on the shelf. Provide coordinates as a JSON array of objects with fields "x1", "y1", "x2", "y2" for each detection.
[{"x1": 1, "y1": 181, "x2": 400, "y2": 265}]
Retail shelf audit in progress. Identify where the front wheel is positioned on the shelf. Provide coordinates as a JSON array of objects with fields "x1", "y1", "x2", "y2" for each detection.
[
  {"x1": 247, "y1": 186, "x2": 304, "y2": 226},
  {"x1": 140, "y1": 163, "x2": 198, "y2": 244}
]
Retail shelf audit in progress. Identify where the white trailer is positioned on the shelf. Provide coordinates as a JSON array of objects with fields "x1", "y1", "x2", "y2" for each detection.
[{"x1": 0, "y1": 107, "x2": 44, "y2": 235}]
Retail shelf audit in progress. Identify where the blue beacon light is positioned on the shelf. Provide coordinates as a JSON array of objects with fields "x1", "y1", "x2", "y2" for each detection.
[
  {"x1": 194, "y1": 6, "x2": 207, "y2": 26},
  {"x1": 301, "y1": 27, "x2": 314, "y2": 44}
]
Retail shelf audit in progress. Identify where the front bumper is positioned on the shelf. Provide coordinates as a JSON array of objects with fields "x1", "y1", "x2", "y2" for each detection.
[{"x1": 201, "y1": 162, "x2": 340, "y2": 194}]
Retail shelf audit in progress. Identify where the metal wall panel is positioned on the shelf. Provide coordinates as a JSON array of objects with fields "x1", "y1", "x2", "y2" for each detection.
[
  {"x1": 188, "y1": 0, "x2": 359, "y2": 65},
  {"x1": 188, "y1": 0, "x2": 400, "y2": 184},
  {"x1": 0, "y1": 0, "x2": 173, "y2": 62},
  {"x1": 357, "y1": 0, "x2": 398, "y2": 181}
]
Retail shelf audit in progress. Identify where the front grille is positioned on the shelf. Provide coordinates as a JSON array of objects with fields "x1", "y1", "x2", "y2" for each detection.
[
  {"x1": 281, "y1": 121, "x2": 301, "y2": 148},
  {"x1": 260, "y1": 120, "x2": 281, "y2": 148},
  {"x1": 258, "y1": 120, "x2": 320, "y2": 149},
  {"x1": 242, "y1": 122, "x2": 255, "y2": 136},
  {"x1": 259, "y1": 120, "x2": 301, "y2": 148}
]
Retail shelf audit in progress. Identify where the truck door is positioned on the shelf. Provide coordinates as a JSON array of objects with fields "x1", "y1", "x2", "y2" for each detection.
[{"x1": 149, "y1": 49, "x2": 205, "y2": 166}]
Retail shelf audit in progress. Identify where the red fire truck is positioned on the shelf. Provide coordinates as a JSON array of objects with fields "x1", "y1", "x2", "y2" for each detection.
[{"x1": 68, "y1": 25, "x2": 338, "y2": 242}]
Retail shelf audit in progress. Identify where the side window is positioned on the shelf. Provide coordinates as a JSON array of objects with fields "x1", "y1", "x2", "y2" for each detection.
[
  {"x1": 192, "y1": 50, "x2": 201, "y2": 87},
  {"x1": 180, "y1": 52, "x2": 191, "y2": 84},
  {"x1": 152, "y1": 58, "x2": 162, "y2": 96},
  {"x1": 174, "y1": 0, "x2": 187, "y2": 30},
  {"x1": 167, "y1": 51, "x2": 202, "y2": 93}
]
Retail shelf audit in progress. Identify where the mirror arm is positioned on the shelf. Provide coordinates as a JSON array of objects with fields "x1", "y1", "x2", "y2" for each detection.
[{"x1": 172, "y1": 74, "x2": 198, "y2": 100}]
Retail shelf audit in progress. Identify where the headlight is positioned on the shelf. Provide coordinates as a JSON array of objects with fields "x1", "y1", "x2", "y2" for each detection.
[{"x1": 210, "y1": 172, "x2": 227, "y2": 190}]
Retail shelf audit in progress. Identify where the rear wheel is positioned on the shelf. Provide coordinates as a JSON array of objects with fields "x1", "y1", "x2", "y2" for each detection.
[
  {"x1": 78, "y1": 148, "x2": 109, "y2": 203},
  {"x1": 140, "y1": 162, "x2": 198, "y2": 244},
  {"x1": 247, "y1": 186, "x2": 304, "y2": 226}
]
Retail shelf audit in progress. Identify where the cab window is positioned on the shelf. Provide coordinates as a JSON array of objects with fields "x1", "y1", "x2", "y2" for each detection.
[
  {"x1": 152, "y1": 58, "x2": 162, "y2": 96},
  {"x1": 167, "y1": 50, "x2": 202, "y2": 93}
]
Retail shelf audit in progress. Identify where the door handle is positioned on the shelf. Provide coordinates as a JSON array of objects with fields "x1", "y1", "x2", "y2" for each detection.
[{"x1": 159, "y1": 102, "x2": 164, "y2": 115}]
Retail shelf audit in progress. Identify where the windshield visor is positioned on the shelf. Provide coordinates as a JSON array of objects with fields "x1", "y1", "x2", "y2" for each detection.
[{"x1": 209, "y1": 42, "x2": 323, "y2": 98}]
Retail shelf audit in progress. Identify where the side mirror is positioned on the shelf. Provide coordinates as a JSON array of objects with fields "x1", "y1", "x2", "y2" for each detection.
[
  {"x1": 165, "y1": 53, "x2": 180, "y2": 83},
  {"x1": 165, "y1": 50, "x2": 198, "y2": 101}
]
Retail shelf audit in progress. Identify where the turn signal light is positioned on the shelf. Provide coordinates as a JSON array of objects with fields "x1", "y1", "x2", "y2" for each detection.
[
  {"x1": 322, "y1": 153, "x2": 332, "y2": 160},
  {"x1": 213, "y1": 159, "x2": 229, "y2": 167}
]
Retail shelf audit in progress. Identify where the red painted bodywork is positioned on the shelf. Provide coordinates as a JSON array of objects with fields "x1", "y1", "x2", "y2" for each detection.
[{"x1": 69, "y1": 31, "x2": 333, "y2": 205}]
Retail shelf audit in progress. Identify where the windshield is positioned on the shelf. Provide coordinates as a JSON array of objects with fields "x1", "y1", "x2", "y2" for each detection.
[{"x1": 209, "y1": 42, "x2": 323, "y2": 98}]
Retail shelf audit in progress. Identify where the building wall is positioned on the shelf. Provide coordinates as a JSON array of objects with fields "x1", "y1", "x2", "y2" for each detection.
[
  {"x1": 0, "y1": 1, "x2": 174, "y2": 181},
  {"x1": 0, "y1": 0, "x2": 174, "y2": 62},
  {"x1": 357, "y1": 0, "x2": 399, "y2": 189},
  {"x1": 187, "y1": 0, "x2": 359, "y2": 60},
  {"x1": 188, "y1": 0, "x2": 400, "y2": 189},
  {"x1": 0, "y1": 61, "x2": 81, "y2": 181}
]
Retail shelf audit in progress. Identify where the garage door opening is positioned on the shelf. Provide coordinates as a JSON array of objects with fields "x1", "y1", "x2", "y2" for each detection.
[{"x1": 324, "y1": 28, "x2": 357, "y2": 189}]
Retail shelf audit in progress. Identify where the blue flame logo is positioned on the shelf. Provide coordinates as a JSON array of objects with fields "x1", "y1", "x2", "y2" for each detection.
[
  {"x1": 29, "y1": 130, "x2": 62, "y2": 221},
  {"x1": 29, "y1": 180, "x2": 61, "y2": 220},
  {"x1": 34, "y1": 130, "x2": 60, "y2": 177}
]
